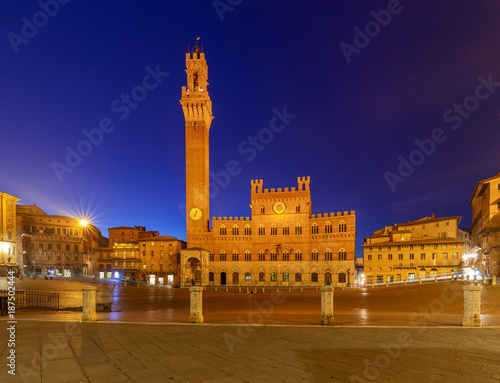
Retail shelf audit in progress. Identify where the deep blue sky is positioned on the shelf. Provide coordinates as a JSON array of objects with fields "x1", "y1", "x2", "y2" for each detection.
[{"x1": 2, "y1": 1, "x2": 500, "y2": 256}]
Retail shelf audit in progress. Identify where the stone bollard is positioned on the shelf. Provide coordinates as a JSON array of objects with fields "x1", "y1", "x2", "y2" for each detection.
[
  {"x1": 482, "y1": 276, "x2": 487, "y2": 285},
  {"x1": 254, "y1": 287, "x2": 257, "y2": 293},
  {"x1": 466, "y1": 275, "x2": 470, "y2": 282},
  {"x1": 215, "y1": 286, "x2": 217, "y2": 292},
  {"x1": 419, "y1": 278, "x2": 422, "y2": 284},
  {"x1": 262, "y1": 287, "x2": 265, "y2": 293},
  {"x1": 300, "y1": 286, "x2": 303, "y2": 292},
  {"x1": 434, "y1": 276, "x2": 438, "y2": 283},
  {"x1": 189, "y1": 286, "x2": 204, "y2": 323},
  {"x1": 225, "y1": 287, "x2": 228, "y2": 292},
  {"x1": 403, "y1": 280, "x2": 407, "y2": 285},
  {"x1": 474, "y1": 275, "x2": 478, "y2": 285},
  {"x1": 288, "y1": 287, "x2": 291, "y2": 292},
  {"x1": 492, "y1": 276, "x2": 497, "y2": 286},
  {"x1": 320, "y1": 286, "x2": 334, "y2": 325},
  {"x1": 246, "y1": 287, "x2": 249, "y2": 293},
  {"x1": 276, "y1": 287, "x2": 279, "y2": 293},
  {"x1": 137, "y1": 282, "x2": 140, "y2": 288},
  {"x1": 238, "y1": 286, "x2": 241, "y2": 293},
  {"x1": 462, "y1": 285, "x2": 481, "y2": 326},
  {"x1": 82, "y1": 286, "x2": 97, "y2": 321}
]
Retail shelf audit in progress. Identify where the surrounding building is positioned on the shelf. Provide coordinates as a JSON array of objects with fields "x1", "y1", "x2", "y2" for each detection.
[
  {"x1": 458, "y1": 228, "x2": 473, "y2": 267},
  {"x1": 108, "y1": 226, "x2": 159, "y2": 245},
  {"x1": 179, "y1": 43, "x2": 356, "y2": 286},
  {"x1": 0, "y1": 191, "x2": 21, "y2": 276},
  {"x1": 139, "y1": 236, "x2": 185, "y2": 284},
  {"x1": 362, "y1": 215, "x2": 464, "y2": 283},
  {"x1": 469, "y1": 172, "x2": 500, "y2": 276},
  {"x1": 17, "y1": 204, "x2": 103, "y2": 276}
]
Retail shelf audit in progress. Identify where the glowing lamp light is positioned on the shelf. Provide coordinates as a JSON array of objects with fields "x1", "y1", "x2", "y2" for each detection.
[{"x1": 79, "y1": 220, "x2": 89, "y2": 227}]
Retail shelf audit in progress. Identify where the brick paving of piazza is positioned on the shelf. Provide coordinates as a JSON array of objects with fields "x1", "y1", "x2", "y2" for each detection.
[{"x1": 1, "y1": 279, "x2": 500, "y2": 382}]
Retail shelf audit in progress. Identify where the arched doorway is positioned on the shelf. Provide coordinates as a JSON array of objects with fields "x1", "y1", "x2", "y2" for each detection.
[
  {"x1": 338, "y1": 273, "x2": 346, "y2": 283},
  {"x1": 430, "y1": 268, "x2": 438, "y2": 278},
  {"x1": 325, "y1": 272, "x2": 332, "y2": 285},
  {"x1": 232, "y1": 272, "x2": 239, "y2": 285},
  {"x1": 221, "y1": 272, "x2": 227, "y2": 285},
  {"x1": 209, "y1": 272, "x2": 214, "y2": 284},
  {"x1": 187, "y1": 257, "x2": 201, "y2": 285}
]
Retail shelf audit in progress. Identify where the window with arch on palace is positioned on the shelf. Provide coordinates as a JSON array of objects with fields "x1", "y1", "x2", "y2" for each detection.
[
  {"x1": 325, "y1": 223, "x2": 332, "y2": 234},
  {"x1": 220, "y1": 251, "x2": 226, "y2": 261},
  {"x1": 209, "y1": 272, "x2": 214, "y2": 282},
  {"x1": 232, "y1": 251, "x2": 239, "y2": 261},
  {"x1": 260, "y1": 206, "x2": 265, "y2": 214},
  {"x1": 220, "y1": 226, "x2": 226, "y2": 235},
  {"x1": 339, "y1": 222, "x2": 347, "y2": 232},
  {"x1": 312, "y1": 249, "x2": 318, "y2": 261},
  {"x1": 283, "y1": 250, "x2": 289, "y2": 261},
  {"x1": 245, "y1": 272, "x2": 251, "y2": 282},
  {"x1": 311, "y1": 273, "x2": 318, "y2": 282},
  {"x1": 244, "y1": 226, "x2": 251, "y2": 236},
  {"x1": 295, "y1": 273, "x2": 302, "y2": 282},
  {"x1": 232, "y1": 226, "x2": 239, "y2": 236},
  {"x1": 259, "y1": 226, "x2": 265, "y2": 235},
  {"x1": 295, "y1": 205, "x2": 300, "y2": 212},
  {"x1": 209, "y1": 251, "x2": 214, "y2": 262},
  {"x1": 259, "y1": 251, "x2": 265, "y2": 262},
  {"x1": 311, "y1": 224, "x2": 318, "y2": 234},
  {"x1": 271, "y1": 225, "x2": 277, "y2": 235},
  {"x1": 271, "y1": 272, "x2": 277, "y2": 282},
  {"x1": 283, "y1": 272, "x2": 289, "y2": 282},
  {"x1": 295, "y1": 225, "x2": 302, "y2": 235},
  {"x1": 245, "y1": 251, "x2": 251, "y2": 261},
  {"x1": 259, "y1": 272, "x2": 265, "y2": 282},
  {"x1": 283, "y1": 225, "x2": 289, "y2": 235},
  {"x1": 270, "y1": 251, "x2": 277, "y2": 261},
  {"x1": 339, "y1": 249, "x2": 347, "y2": 260},
  {"x1": 295, "y1": 250, "x2": 302, "y2": 261},
  {"x1": 325, "y1": 249, "x2": 332, "y2": 261}
]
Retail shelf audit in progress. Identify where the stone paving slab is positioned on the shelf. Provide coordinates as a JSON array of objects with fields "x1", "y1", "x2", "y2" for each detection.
[{"x1": 1, "y1": 321, "x2": 500, "y2": 382}]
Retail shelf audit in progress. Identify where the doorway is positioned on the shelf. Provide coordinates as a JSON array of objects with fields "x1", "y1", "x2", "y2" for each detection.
[{"x1": 221, "y1": 272, "x2": 227, "y2": 285}]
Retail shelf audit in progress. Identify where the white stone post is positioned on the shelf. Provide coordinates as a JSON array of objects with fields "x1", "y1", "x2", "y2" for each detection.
[
  {"x1": 482, "y1": 275, "x2": 487, "y2": 284},
  {"x1": 189, "y1": 286, "x2": 203, "y2": 323},
  {"x1": 473, "y1": 275, "x2": 478, "y2": 285},
  {"x1": 462, "y1": 285, "x2": 481, "y2": 327},
  {"x1": 492, "y1": 276, "x2": 496, "y2": 286},
  {"x1": 82, "y1": 286, "x2": 97, "y2": 321},
  {"x1": 321, "y1": 286, "x2": 334, "y2": 325}
]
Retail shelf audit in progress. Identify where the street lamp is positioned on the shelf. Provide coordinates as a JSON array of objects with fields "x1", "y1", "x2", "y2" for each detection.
[{"x1": 79, "y1": 219, "x2": 88, "y2": 227}]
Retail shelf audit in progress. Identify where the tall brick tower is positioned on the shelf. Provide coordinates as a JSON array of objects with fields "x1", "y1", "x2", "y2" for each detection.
[{"x1": 180, "y1": 42, "x2": 213, "y2": 242}]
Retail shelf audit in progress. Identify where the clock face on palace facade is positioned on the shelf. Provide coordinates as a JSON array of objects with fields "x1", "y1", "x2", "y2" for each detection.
[
  {"x1": 273, "y1": 201, "x2": 286, "y2": 214},
  {"x1": 189, "y1": 208, "x2": 202, "y2": 220}
]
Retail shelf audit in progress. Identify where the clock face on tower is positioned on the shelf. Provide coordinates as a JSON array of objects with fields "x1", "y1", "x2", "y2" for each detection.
[
  {"x1": 189, "y1": 208, "x2": 202, "y2": 220},
  {"x1": 273, "y1": 201, "x2": 286, "y2": 214}
]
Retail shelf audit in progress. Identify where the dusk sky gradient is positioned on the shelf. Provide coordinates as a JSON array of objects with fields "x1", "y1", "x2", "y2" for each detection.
[{"x1": 2, "y1": 1, "x2": 500, "y2": 256}]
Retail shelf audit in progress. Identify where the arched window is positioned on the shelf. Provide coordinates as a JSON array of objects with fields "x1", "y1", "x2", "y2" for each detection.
[
  {"x1": 283, "y1": 224, "x2": 289, "y2": 235},
  {"x1": 325, "y1": 223, "x2": 332, "y2": 234},
  {"x1": 270, "y1": 250, "x2": 277, "y2": 261},
  {"x1": 244, "y1": 225, "x2": 251, "y2": 236},
  {"x1": 295, "y1": 273, "x2": 302, "y2": 282},
  {"x1": 245, "y1": 272, "x2": 251, "y2": 282},
  {"x1": 295, "y1": 250, "x2": 302, "y2": 261},
  {"x1": 325, "y1": 249, "x2": 332, "y2": 261},
  {"x1": 260, "y1": 206, "x2": 265, "y2": 214},
  {"x1": 259, "y1": 225, "x2": 265, "y2": 236},
  {"x1": 339, "y1": 221, "x2": 347, "y2": 233},
  {"x1": 209, "y1": 251, "x2": 214, "y2": 262},
  {"x1": 220, "y1": 225, "x2": 227, "y2": 236},
  {"x1": 311, "y1": 223, "x2": 318, "y2": 234},
  {"x1": 259, "y1": 250, "x2": 265, "y2": 262},
  {"x1": 220, "y1": 250, "x2": 226, "y2": 261},
  {"x1": 283, "y1": 272, "x2": 289, "y2": 282},
  {"x1": 311, "y1": 273, "x2": 318, "y2": 282},
  {"x1": 270, "y1": 225, "x2": 277, "y2": 236},
  {"x1": 295, "y1": 224, "x2": 302, "y2": 235},
  {"x1": 339, "y1": 249, "x2": 347, "y2": 260},
  {"x1": 295, "y1": 204, "x2": 300, "y2": 213},
  {"x1": 209, "y1": 272, "x2": 214, "y2": 282},
  {"x1": 311, "y1": 249, "x2": 318, "y2": 261},
  {"x1": 271, "y1": 272, "x2": 277, "y2": 282},
  {"x1": 232, "y1": 250, "x2": 239, "y2": 261},
  {"x1": 259, "y1": 272, "x2": 265, "y2": 282},
  {"x1": 283, "y1": 250, "x2": 289, "y2": 261},
  {"x1": 244, "y1": 250, "x2": 251, "y2": 261},
  {"x1": 232, "y1": 225, "x2": 239, "y2": 236}
]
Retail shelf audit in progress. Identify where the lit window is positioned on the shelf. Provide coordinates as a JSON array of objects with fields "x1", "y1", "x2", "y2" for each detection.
[
  {"x1": 259, "y1": 272, "x2": 265, "y2": 282},
  {"x1": 283, "y1": 272, "x2": 289, "y2": 282},
  {"x1": 271, "y1": 272, "x2": 277, "y2": 282},
  {"x1": 245, "y1": 273, "x2": 251, "y2": 282}
]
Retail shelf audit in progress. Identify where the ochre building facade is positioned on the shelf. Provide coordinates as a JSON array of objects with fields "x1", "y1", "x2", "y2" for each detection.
[{"x1": 179, "y1": 45, "x2": 356, "y2": 286}]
